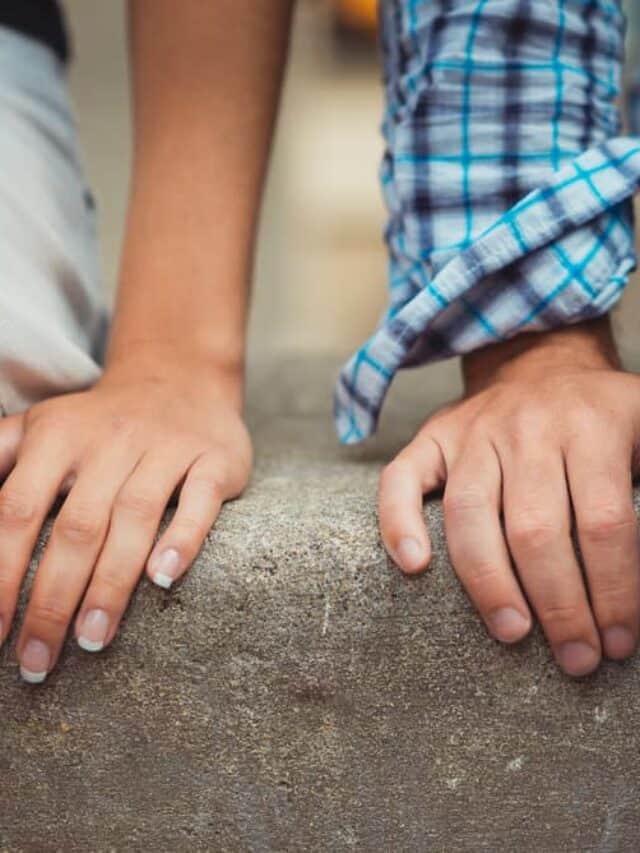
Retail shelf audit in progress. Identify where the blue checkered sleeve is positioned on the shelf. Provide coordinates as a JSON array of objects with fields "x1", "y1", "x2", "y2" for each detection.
[
  {"x1": 334, "y1": 0, "x2": 640, "y2": 444},
  {"x1": 627, "y1": 0, "x2": 640, "y2": 132}
]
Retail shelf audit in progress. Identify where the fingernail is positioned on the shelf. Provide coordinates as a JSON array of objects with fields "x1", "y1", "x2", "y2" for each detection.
[
  {"x1": 489, "y1": 607, "x2": 530, "y2": 643},
  {"x1": 150, "y1": 547, "x2": 181, "y2": 589},
  {"x1": 78, "y1": 609, "x2": 110, "y2": 653},
  {"x1": 557, "y1": 641, "x2": 600, "y2": 677},
  {"x1": 20, "y1": 639, "x2": 50, "y2": 684},
  {"x1": 396, "y1": 537, "x2": 426, "y2": 573},
  {"x1": 603, "y1": 626, "x2": 636, "y2": 660}
]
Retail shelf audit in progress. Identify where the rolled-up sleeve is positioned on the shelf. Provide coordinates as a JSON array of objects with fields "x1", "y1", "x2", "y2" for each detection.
[
  {"x1": 627, "y1": 0, "x2": 640, "y2": 132},
  {"x1": 335, "y1": 0, "x2": 640, "y2": 444}
]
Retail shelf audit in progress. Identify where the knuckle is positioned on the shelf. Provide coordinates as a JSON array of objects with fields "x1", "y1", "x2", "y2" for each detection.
[
  {"x1": 506, "y1": 407, "x2": 546, "y2": 445},
  {"x1": 108, "y1": 416, "x2": 140, "y2": 445},
  {"x1": 224, "y1": 473, "x2": 247, "y2": 501},
  {"x1": 579, "y1": 506, "x2": 637, "y2": 544},
  {"x1": 95, "y1": 572, "x2": 132, "y2": 599},
  {"x1": 55, "y1": 508, "x2": 104, "y2": 545},
  {"x1": 466, "y1": 560, "x2": 503, "y2": 589},
  {"x1": 538, "y1": 601, "x2": 582, "y2": 629},
  {"x1": 461, "y1": 560, "x2": 507, "y2": 602},
  {"x1": 0, "y1": 573, "x2": 14, "y2": 593},
  {"x1": 175, "y1": 514, "x2": 209, "y2": 539},
  {"x1": 24, "y1": 400, "x2": 56, "y2": 428},
  {"x1": 28, "y1": 601, "x2": 70, "y2": 629},
  {"x1": 379, "y1": 461, "x2": 402, "y2": 490},
  {"x1": 37, "y1": 415, "x2": 69, "y2": 435},
  {"x1": 0, "y1": 489, "x2": 38, "y2": 528},
  {"x1": 443, "y1": 485, "x2": 492, "y2": 517},
  {"x1": 188, "y1": 470, "x2": 224, "y2": 498},
  {"x1": 0, "y1": 573, "x2": 18, "y2": 603},
  {"x1": 566, "y1": 401, "x2": 599, "y2": 434},
  {"x1": 115, "y1": 488, "x2": 160, "y2": 523},
  {"x1": 377, "y1": 462, "x2": 408, "y2": 509},
  {"x1": 591, "y1": 580, "x2": 639, "y2": 617},
  {"x1": 508, "y1": 513, "x2": 564, "y2": 552},
  {"x1": 26, "y1": 406, "x2": 71, "y2": 437}
]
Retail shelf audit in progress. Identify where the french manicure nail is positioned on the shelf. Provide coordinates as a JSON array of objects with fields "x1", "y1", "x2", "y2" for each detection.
[
  {"x1": 20, "y1": 639, "x2": 50, "y2": 684},
  {"x1": 396, "y1": 537, "x2": 426, "y2": 573},
  {"x1": 78, "y1": 609, "x2": 110, "y2": 653},
  {"x1": 150, "y1": 547, "x2": 181, "y2": 589},
  {"x1": 490, "y1": 607, "x2": 530, "y2": 643}
]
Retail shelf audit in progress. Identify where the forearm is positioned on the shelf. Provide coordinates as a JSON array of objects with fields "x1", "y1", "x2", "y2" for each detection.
[
  {"x1": 334, "y1": 0, "x2": 637, "y2": 443},
  {"x1": 105, "y1": 0, "x2": 295, "y2": 384}
]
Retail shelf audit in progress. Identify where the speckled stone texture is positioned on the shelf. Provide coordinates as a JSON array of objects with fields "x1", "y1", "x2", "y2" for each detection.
[{"x1": 1, "y1": 357, "x2": 639, "y2": 852}]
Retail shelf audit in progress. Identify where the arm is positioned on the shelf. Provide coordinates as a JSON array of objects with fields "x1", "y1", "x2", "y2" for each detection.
[
  {"x1": 375, "y1": 1, "x2": 640, "y2": 678},
  {"x1": 9, "y1": 1, "x2": 294, "y2": 683},
  {"x1": 107, "y1": 0, "x2": 295, "y2": 394}
]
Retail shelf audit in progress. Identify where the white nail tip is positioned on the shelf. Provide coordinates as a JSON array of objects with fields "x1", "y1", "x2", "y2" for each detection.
[
  {"x1": 78, "y1": 636, "x2": 104, "y2": 653},
  {"x1": 20, "y1": 667, "x2": 47, "y2": 684},
  {"x1": 153, "y1": 572, "x2": 174, "y2": 590}
]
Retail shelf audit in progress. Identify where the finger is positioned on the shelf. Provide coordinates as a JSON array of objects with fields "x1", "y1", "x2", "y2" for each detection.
[
  {"x1": 378, "y1": 434, "x2": 446, "y2": 575},
  {"x1": 15, "y1": 439, "x2": 144, "y2": 683},
  {"x1": 0, "y1": 427, "x2": 74, "y2": 655},
  {"x1": 146, "y1": 451, "x2": 232, "y2": 589},
  {"x1": 443, "y1": 441, "x2": 532, "y2": 644},
  {"x1": 565, "y1": 433, "x2": 640, "y2": 661},
  {"x1": 0, "y1": 412, "x2": 25, "y2": 480},
  {"x1": 74, "y1": 449, "x2": 196, "y2": 652},
  {"x1": 502, "y1": 447, "x2": 602, "y2": 677}
]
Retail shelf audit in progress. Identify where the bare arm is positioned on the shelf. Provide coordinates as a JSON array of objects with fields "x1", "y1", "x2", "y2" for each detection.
[
  {"x1": 9, "y1": 2, "x2": 296, "y2": 682},
  {"x1": 106, "y1": 0, "x2": 295, "y2": 395}
]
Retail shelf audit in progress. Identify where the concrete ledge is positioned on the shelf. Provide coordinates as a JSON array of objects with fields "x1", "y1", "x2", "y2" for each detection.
[{"x1": 1, "y1": 357, "x2": 639, "y2": 852}]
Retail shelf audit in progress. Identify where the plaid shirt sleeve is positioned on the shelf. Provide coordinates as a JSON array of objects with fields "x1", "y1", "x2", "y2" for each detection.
[
  {"x1": 627, "y1": 0, "x2": 640, "y2": 131},
  {"x1": 334, "y1": 0, "x2": 640, "y2": 444}
]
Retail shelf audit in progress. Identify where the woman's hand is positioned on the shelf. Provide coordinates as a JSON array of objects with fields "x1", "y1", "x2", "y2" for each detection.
[
  {"x1": 0, "y1": 353, "x2": 252, "y2": 683},
  {"x1": 378, "y1": 317, "x2": 640, "y2": 677}
]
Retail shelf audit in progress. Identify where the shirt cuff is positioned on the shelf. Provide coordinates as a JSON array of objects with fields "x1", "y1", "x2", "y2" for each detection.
[{"x1": 335, "y1": 0, "x2": 637, "y2": 444}]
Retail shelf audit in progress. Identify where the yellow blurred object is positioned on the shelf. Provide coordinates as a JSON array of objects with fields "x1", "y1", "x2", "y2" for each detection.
[{"x1": 334, "y1": 0, "x2": 378, "y2": 32}]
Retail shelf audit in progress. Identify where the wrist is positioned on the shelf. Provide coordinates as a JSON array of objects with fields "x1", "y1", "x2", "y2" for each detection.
[
  {"x1": 461, "y1": 316, "x2": 621, "y2": 396},
  {"x1": 101, "y1": 340, "x2": 246, "y2": 411}
]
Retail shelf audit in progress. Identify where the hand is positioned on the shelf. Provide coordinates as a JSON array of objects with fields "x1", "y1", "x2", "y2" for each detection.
[
  {"x1": 0, "y1": 352, "x2": 252, "y2": 683},
  {"x1": 378, "y1": 317, "x2": 640, "y2": 677}
]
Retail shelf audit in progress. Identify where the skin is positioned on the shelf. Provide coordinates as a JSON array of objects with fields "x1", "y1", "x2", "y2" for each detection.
[
  {"x1": 2, "y1": 0, "x2": 295, "y2": 682},
  {"x1": 2, "y1": 2, "x2": 635, "y2": 682},
  {"x1": 378, "y1": 316, "x2": 640, "y2": 678}
]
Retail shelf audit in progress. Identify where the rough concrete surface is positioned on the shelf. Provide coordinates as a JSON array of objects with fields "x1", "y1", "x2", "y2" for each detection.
[{"x1": 1, "y1": 357, "x2": 639, "y2": 852}]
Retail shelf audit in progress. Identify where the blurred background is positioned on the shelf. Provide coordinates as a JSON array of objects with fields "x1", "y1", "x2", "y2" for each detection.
[{"x1": 64, "y1": 0, "x2": 640, "y2": 378}]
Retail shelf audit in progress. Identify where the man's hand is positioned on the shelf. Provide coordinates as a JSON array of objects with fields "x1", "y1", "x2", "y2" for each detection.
[
  {"x1": 0, "y1": 353, "x2": 251, "y2": 683},
  {"x1": 378, "y1": 317, "x2": 640, "y2": 677}
]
